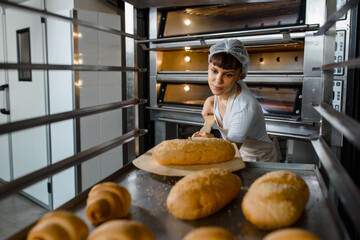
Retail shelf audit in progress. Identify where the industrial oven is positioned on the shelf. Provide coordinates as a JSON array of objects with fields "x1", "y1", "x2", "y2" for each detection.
[
  {"x1": 0, "y1": 0, "x2": 360, "y2": 239},
  {"x1": 142, "y1": 0, "x2": 351, "y2": 163}
]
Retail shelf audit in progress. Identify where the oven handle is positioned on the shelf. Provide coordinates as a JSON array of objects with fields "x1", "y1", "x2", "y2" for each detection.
[{"x1": 158, "y1": 117, "x2": 204, "y2": 127}]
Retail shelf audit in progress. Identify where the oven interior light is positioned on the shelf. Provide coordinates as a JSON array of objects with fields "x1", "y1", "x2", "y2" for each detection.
[
  {"x1": 184, "y1": 19, "x2": 191, "y2": 26},
  {"x1": 185, "y1": 46, "x2": 191, "y2": 51},
  {"x1": 184, "y1": 55, "x2": 191, "y2": 62},
  {"x1": 184, "y1": 85, "x2": 190, "y2": 92}
]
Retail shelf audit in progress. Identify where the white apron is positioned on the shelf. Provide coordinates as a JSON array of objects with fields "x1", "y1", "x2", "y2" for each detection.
[{"x1": 214, "y1": 84, "x2": 279, "y2": 162}]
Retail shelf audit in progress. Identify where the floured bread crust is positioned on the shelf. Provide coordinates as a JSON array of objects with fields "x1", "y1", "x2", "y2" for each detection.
[
  {"x1": 88, "y1": 219, "x2": 155, "y2": 240},
  {"x1": 183, "y1": 226, "x2": 237, "y2": 240},
  {"x1": 153, "y1": 138, "x2": 235, "y2": 165},
  {"x1": 263, "y1": 228, "x2": 321, "y2": 240},
  {"x1": 241, "y1": 170, "x2": 309, "y2": 230},
  {"x1": 167, "y1": 168, "x2": 242, "y2": 220}
]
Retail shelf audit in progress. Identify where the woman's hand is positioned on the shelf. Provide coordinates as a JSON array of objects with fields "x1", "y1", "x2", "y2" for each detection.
[
  {"x1": 202, "y1": 96, "x2": 215, "y2": 119},
  {"x1": 191, "y1": 131, "x2": 215, "y2": 139}
]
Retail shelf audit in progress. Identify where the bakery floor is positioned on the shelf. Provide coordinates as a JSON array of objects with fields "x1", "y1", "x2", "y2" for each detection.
[{"x1": 0, "y1": 189, "x2": 47, "y2": 240}]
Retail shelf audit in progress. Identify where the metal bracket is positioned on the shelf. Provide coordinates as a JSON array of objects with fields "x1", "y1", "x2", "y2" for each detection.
[{"x1": 0, "y1": 84, "x2": 10, "y2": 115}]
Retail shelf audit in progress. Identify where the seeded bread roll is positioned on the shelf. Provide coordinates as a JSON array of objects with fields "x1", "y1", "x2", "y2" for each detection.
[
  {"x1": 88, "y1": 219, "x2": 155, "y2": 240},
  {"x1": 167, "y1": 168, "x2": 241, "y2": 220},
  {"x1": 153, "y1": 138, "x2": 235, "y2": 165},
  {"x1": 242, "y1": 171, "x2": 309, "y2": 230},
  {"x1": 27, "y1": 211, "x2": 89, "y2": 240},
  {"x1": 86, "y1": 182, "x2": 131, "y2": 225},
  {"x1": 263, "y1": 228, "x2": 321, "y2": 240},
  {"x1": 183, "y1": 226, "x2": 237, "y2": 240}
]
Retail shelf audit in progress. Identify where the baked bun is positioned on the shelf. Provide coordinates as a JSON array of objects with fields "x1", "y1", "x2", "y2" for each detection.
[
  {"x1": 153, "y1": 138, "x2": 235, "y2": 165},
  {"x1": 242, "y1": 170, "x2": 309, "y2": 230},
  {"x1": 183, "y1": 226, "x2": 237, "y2": 240},
  {"x1": 27, "y1": 210, "x2": 88, "y2": 240},
  {"x1": 167, "y1": 168, "x2": 241, "y2": 220},
  {"x1": 88, "y1": 219, "x2": 155, "y2": 240},
  {"x1": 86, "y1": 182, "x2": 131, "y2": 225},
  {"x1": 263, "y1": 228, "x2": 321, "y2": 240}
]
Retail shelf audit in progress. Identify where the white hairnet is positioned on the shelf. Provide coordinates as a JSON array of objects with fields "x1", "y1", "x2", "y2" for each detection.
[{"x1": 208, "y1": 39, "x2": 250, "y2": 80}]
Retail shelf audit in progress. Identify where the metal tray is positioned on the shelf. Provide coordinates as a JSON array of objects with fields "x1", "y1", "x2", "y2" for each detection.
[{"x1": 14, "y1": 162, "x2": 349, "y2": 240}]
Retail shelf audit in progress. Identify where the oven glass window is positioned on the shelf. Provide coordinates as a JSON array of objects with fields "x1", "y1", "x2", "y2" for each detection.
[
  {"x1": 159, "y1": 0, "x2": 305, "y2": 37},
  {"x1": 160, "y1": 83, "x2": 212, "y2": 106},
  {"x1": 248, "y1": 86, "x2": 301, "y2": 116}
]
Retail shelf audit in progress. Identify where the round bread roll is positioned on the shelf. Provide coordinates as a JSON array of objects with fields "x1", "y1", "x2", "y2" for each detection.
[
  {"x1": 183, "y1": 226, "x2": 237, "y2": 240},
  {"x1": 153, "y1": 138, "x2": 235, "y2": 165},
  {"x1": 167, "y1": 168, "x2": 242, "y2": 220},
  {"x1": 27, "y1": 210, "x2": 89, "y2": 240},
  {"x1": 263, "y1": 228, "x2": 321, "y2": 240},
  {"x1": 242, "y1": 170, "x2": 309, "y2": 230},
  {"x1": 88, "y1": 219, "x2": 155, "y2": 240},
  {"x1": 86, "y1": 182, "x2": 131, "y2": 225}
]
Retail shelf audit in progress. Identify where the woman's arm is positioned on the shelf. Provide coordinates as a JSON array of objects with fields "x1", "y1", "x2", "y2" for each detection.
[
  {"x1": 227, "y1": 138, "x2": 242, "y2": 149},
  {"x1": 202, "y1": 95, "x2": 215, "y2": 119}
]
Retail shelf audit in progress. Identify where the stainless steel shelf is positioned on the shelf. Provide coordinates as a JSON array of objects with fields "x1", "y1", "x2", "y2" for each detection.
[{"x1": 9, "y1": 161, "x2": 350, "y2": 240}]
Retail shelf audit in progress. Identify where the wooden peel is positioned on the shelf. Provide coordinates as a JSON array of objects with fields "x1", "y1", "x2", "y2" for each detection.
[{"x1": 199, "y1": 114, "x2": 215, "y2": 134}]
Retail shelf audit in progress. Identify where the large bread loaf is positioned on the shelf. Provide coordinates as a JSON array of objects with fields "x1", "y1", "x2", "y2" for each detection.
[
  {"x1": 86, "y1": 182, "x2": 131, "y2": 225},
  {"x1": 241, "y1": 170, "x2": 309, "y2": 230},
  {"x1": 88, "y1": 219, "x2": 155, "y2": 240},
  {"x1": 27, "y1": 211, "x2": 88, "y2": 240},
  {"x1": 153, "y1": 138, "x2": 235, "y2": 165},
  {"x1": 167, "y1": 168, "x2": 241, "y2": 220}
]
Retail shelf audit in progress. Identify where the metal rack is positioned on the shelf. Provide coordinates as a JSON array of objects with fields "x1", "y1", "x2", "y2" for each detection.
[
  {"x1": 0, "y1": 0, "x2": 147, "y2": 203},
  {"x1": 308, "y1": 0, "x2": 360, "y2": 234}
]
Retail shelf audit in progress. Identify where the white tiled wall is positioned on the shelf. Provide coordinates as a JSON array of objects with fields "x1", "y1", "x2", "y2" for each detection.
[{"x1": 77, "y1": 9, "x2": 123, "y2": 191}]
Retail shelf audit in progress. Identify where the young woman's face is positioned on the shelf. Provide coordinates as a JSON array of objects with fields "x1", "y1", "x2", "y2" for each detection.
[{"x1": 208, "y1": 62, "x2": 242, "y2": 98}]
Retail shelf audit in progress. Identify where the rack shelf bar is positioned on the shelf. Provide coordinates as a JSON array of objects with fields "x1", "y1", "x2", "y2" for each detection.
[
  {"x1": 0, "y1": 129, "x2": 148, "y2": 200},
  {"x1": 0, "y1": 63, "x2": 147, "y2": 72},
  {"x1": 311, "y1": 137, "x2": 360, "y2": 233},
  {"x1": 320, "y1": 57, "x2": 360, "y2": 70},
  {"x1": 313, "y1": 102, "x2": 360, "y2": 149},
  {"x1": 314, "y1": 0, "x2": 360, "y2": 36},
  {"x1": 0, "y1": 0, "x2": 143, "y2": 40},
  {"x1": 0, "y1": 98, "x2": 147, "y2": 135}
]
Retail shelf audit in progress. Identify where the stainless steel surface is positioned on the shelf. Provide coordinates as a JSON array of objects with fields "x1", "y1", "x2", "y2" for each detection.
[
  {"x1": 148, "y1": 8, "x2": 158, "y2": 107},
  {"x1": 313, "y1": 102, "x2": 360, "y2": 149},
  {"x1": 12, "y1": 161, "x2": 348, "y2": 240},
  {"x1": 138, "y1": 24, "x2": 319, "y2": 44},
  {"x1": 0, "y1": 0, "x2": 142, "y2": 40},
  {"x1": 0, "y1": 129, "x2": 148, "y2": 200},
  {"x1": 314, "y1": 0, "x2": 359, "y2": 36},
  {"x1": 0, "y1": 63, "x2": 146, "y2": 72},
  {"x1": 0, "y1": 98, "x2": 147, "y2": 135},
  {"x1": 302, "y1": 77, "x2": 322, "y2": 121},
  {"x1": 311, "y1": 137, "x2": 360, "y2": 233}
]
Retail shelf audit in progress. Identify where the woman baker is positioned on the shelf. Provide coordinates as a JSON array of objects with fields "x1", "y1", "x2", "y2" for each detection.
[{"x1": 192, "y1": 39, "x2": 280, "y2": 162}]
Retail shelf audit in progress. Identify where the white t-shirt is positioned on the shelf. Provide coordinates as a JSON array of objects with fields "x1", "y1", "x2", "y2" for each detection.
[{"x1": 214, "y1": 80, "x2": 271, "y2": 144}]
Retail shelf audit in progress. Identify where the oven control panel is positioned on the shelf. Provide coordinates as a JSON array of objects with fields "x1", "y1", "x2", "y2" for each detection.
[
  {"x1": 334, "y1": 30, "x2": 346, "y2": 76},
  {"x1": 333, "y1": 80, "x2": 343, "y2": 112}
]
